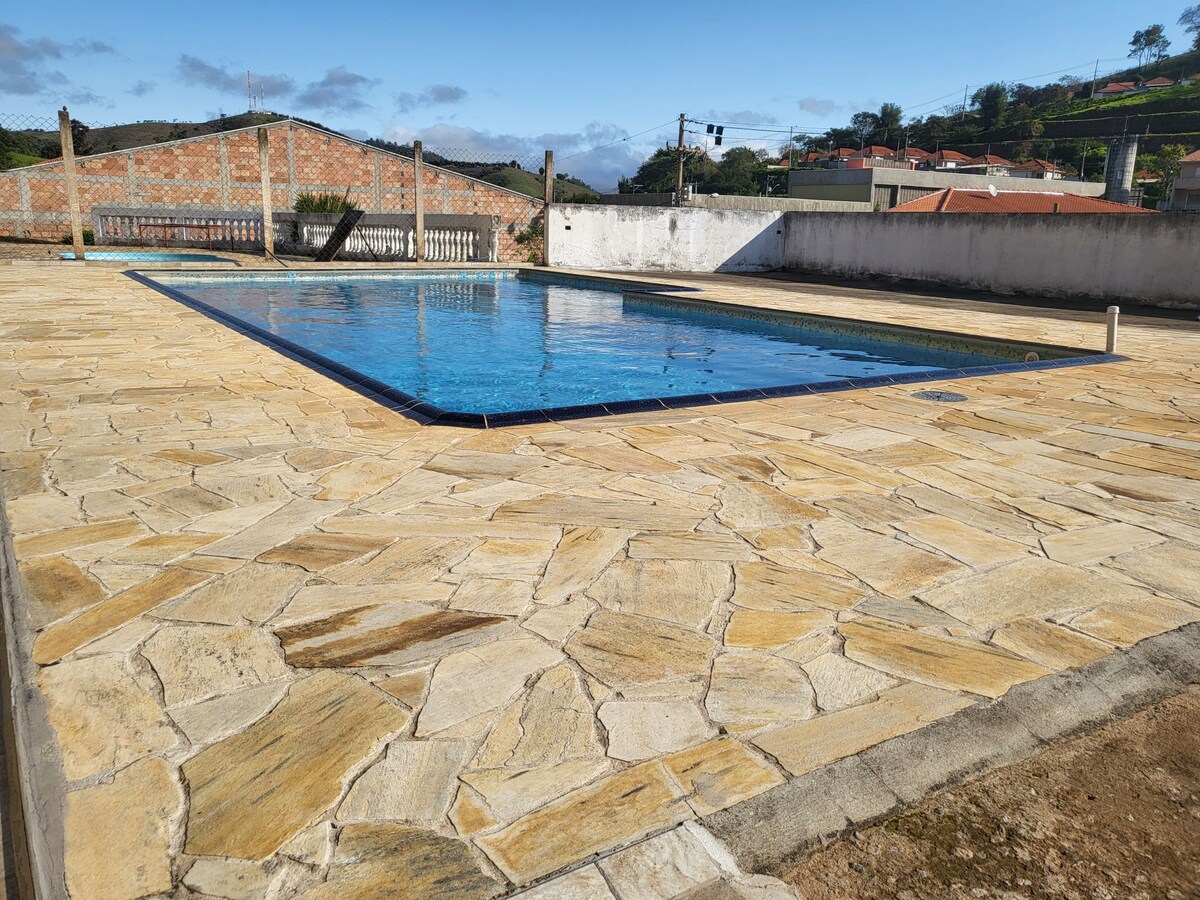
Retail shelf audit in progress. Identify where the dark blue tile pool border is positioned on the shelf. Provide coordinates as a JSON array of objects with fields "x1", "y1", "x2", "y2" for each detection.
[{"x1": 125, "y1": 269, "x2": 1128, "y2": 430}]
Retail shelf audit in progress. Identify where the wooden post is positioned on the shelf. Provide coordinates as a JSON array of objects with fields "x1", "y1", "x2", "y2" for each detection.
[
  {"x1": 542, "y1": 150, "x2": 554, "y2": 267},
  {"x1": 413, "y1": 141, "x2": 425, "y2": 262},
  {"x1": 257, "y1": 128, "x2": 274, "y2": 258},
  {"x1": 58, "y1": 108, "x2": 85, "y2": 259}
]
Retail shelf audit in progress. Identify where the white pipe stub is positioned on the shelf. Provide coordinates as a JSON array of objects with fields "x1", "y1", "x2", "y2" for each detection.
[{"x1": 1106, "y1": 306, "x2": 1119, "y2": 354}]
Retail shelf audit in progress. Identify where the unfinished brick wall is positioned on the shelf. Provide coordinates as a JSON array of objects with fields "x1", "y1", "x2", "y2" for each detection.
[{"x1": 0, "y1": 121, "x2": 543, "y2": 261}]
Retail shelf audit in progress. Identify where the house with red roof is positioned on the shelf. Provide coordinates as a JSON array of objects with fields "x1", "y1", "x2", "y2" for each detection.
[
  {"x1": 1096, "y1": 81, "x2": 1137, "y2": 95},
  {"x1": 1166, "y1": 148, "x2": 1200, "y2": 211},
  {"x1": 889, "y1": 188, "x2": 1155, "y2": 214},
  {"x1": 851, "y1": 146, "x2": 895, "y2": 159},
  {"x1": 960, "y1": 154, "x2": 1015, "y2": 176},
  {"x1": 929, "y1": 150, "x2": 972, "y2": 169},
  {"x1": 1010, "y1": 159, "x2": 1067, "y2": 180}
]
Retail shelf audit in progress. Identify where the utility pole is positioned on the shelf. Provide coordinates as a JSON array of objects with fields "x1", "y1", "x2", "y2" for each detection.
[
  {"x1": 1090, "y1": 58, "x2": 1100, "y2": 99},
  {"x1": 675, "y1": 113, "x2": 686, "y2": 207},
  {"x1": 961, "y1": 84, "x2": 969, "y2": 121}
]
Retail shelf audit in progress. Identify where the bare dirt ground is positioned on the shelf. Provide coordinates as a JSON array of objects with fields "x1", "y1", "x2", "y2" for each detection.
[{"x1": 780, "y1": 687, "x2": 1200, "y2": 900}]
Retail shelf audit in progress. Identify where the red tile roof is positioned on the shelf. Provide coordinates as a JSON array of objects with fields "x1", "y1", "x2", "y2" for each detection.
[
  {"x1": 889, "y1": 188, "x2": 1155, "y2": 214},
  {"x1": 1141, "y1": 77, "x2": 1176, "y2": 87},
  {"x1": 1097, "y1": 81, "x2": 1137, "y2": 93},
  {"x1": 1011, "y1": 159, "x2": 1063, "y2": 172},
  {"x1": 852, "y1": 145, "x2": 895, "y2": 158},
  {"x1": 831, "y1": 147, "x2": 857, "y2": 157},
  {"x1": 931, "y1": 150, "x2": 971, "y2": 163},
  {"x1": 967, "y1": 154, "x2": 1013, "y2": 167},
  {"x1": 897, "y1": 147, "x2": 932, "y2": 160},
  {"x1": 1180, "y1": 149, "x2": 1200, "y2": 164}
]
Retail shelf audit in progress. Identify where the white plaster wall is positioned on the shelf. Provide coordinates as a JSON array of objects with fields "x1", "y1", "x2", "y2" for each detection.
[
  {"x1": 548, "y1": 205, "x2": 784, "y2": 272},
  {"x1": 782, "y1": 213, "x2": 1200, "y2": 308}
]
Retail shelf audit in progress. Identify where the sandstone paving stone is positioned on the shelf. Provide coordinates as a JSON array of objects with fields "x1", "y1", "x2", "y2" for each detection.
[
  {"x1": 662, "y1": 736, "x2": 785, "y2": 816},
  {"x1": 33, "y1": 566, "x2": 212, "y2": 665},
  {"x1": 1062, "y1": 595, "x2": 1200, "y2": 648},
  {"x1": 184, "y1": 671, "x2": 410, "y2": 859},
  {"x1": 1109, "y1": 541, "x2": 1200, "y2": 605},
  {"x1": 170, "y1": 679, "x2": 291, "y2": 746},
  {"x1": 564, "y1": 610, "x2": 715, "y2": 689},
  {"x1": 895, "y1": 483, "x2": 1039, "y2": 543},
  {"x1": 18, "y1": 555, "x2": 105, "y2": 629},
  {"x1": 38, "y1": 653, "x2": 177, "y2": 780},
  {"x1": 724, "y1": 609, "x2": 834, "y2": 649},
  {"x1": 730, "y1": 561, "x2": 864, "y2": 611},
  {"x1": 587, "y1": 557, "x2": 731, "y2": 629},
  {"x1": 752, "y1": 682, "x2": 976, "y2": 776},
  {"x1": 314, "y1": 456, "x2": 417, "y2": 501},
  {"x1": 597, "y1": 824, "x2": 724, "y2": 899},
  {"x1": 450, "y1": 785, "x2": 497, "y2": 836},
  {"x1": 803, "y1": 652, "x2": 901, "y2": 712},
  {"x1": 63, "y1": 756, "x2": 178, "y2": 900},
  {"x1": 183, "y1": 499, "x2": 286, "y2": 535},
  {"x1": 276, "y1": 602, "x2": 515, "y2": 669},
  {"x1": 462, "y1": 757, "x2": 612, "y2": 823},
  {"x1": 495, "y1": 493, "x2": 707, "y2": 531},
  {"x1": 338, "y1": 739, "x2": 471, "y2": 825},
  {"x1": 1039, "y1": 522, "x2": 1165, "y2": 565},
  {"x1": 374, "y1": 669, "x2": 430, "y2": 708},
  {"x1": 295, "y1": 823, "x2": 501, "y2": 900},
  {"x1": 627, "y1": 531, "x2": 756, "y2": 562},
  {"x1": 989, "y1": 618, "x2": 1113, "y2": 670},
  {"x1": 417, "y1": 635, "x2": 565, "y2": 736},
  {"x1": 323, "y1": 535, "x2": 475, "y2": 585},
  {"x1": 894, "y1": 515, "x2": 1028, "y2": 567},
  {"x1": 14, "y1": 519, "x2": 146, "y2": 557},
  {"x1": 142, "y1": 624, "x2": 289, "y2": 707},
  {"x1": 182, "y1": 858, "x2": 271, "y2": 900},
  {"x1": 196, "y1": 499, "x2": 340, "y2": 560},
  {"x1": 2, "y1": 493, "x2": 81, "y2": 534},
  {"x1": 449, "y1": 577, "x2": 534, "y2": 616},
  {"x1": 840, "y1": 617, "x2": 1050, "y2": 699},
  {"x1": 475, "y1": 760, "x2": 693, "y2": 884},
  {"x1": 813, "y1": 522, "x2": 964, "y2": 598},
  {"x1": 255, "y1": 531, "x2": 391, "y2": 571},
  {"x1": 451, "y1": 537, "x2": 558, "y2": 578},
  {"x1": 715, "y1": 481, "x2": 825, "y2": 530},
  {"x1": 917, "y1": 556, "x2": 1150, "y2": 628},
  {"x1": 599, "y1": 701, "x2": 715, "y2": 761},
  {"x1": 156, "y1": 561, "x2": 308, "y2": 625},
  {"x1": 475, "y1": 664, "x2": 603, "y2": 767},
  {"x1": 852, "y1": 595, "x2": 966, "y2": 630},
  {"x1": 521, "y1": 597, "x2": 593, "y2": 642},
  {"x1": 516, "y1": 866, "x2": 616, "y2": 899},
  {"x1": 106, "y1": 532, "x2": 223, "y2": 565},
  {"x1": 535, "y1": 526, "x2": 631, "y2": 603},
  {"x1": 271, "y1": 581, "x2": 455, "y2": 626},
  {"x1": 706, "y1": 652, "x2": 815, "y2": 725},
  {"x1": 144, "y1": 485, "x2": 234, "y2": 521}
]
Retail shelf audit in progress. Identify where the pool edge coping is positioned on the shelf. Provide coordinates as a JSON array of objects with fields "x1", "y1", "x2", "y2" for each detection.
[{"x1": 123, "y1": 268, "x2": 1128, "y2": 429}]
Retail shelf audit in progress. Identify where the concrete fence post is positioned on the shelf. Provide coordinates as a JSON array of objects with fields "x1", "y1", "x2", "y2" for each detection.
[
  {"x1": 257, "y1": 128, "x2": 274, "y2": 258},
  {"x1": 542, "y1": 150, "x2": 554, "y2": 267},
  {"x1": 413, "y1": 141, "x2": 425, "y2": 262},
  {"x1": 58, "y1": 108, "x2": 85, "y2": 260},
  {"x1": 1106, "y1": 306, "x2": 1120, "y2": 353}
]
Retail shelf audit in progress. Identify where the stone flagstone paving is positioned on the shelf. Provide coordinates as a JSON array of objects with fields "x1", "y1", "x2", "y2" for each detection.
[{"x1": 1, "y1": 265, "x2": 1200, "y2": 898}]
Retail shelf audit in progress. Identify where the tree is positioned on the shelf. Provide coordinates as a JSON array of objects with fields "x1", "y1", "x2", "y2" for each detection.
[
  {"x1": 627, "y1": 147, "x2": 717, "y2": 193},
  {"x1": 710, "y1": 147, "x2": 766, "y2": 195},
  {"x1": 971, "y1": 83, "x2": 1010, "y2": 130},
  {"x1": 69, "y1": 119, "x2": 92, "y2": 156},
  {"x1": 877, "y1": 103, "x2": 903, "y2": 143},
  {"x1": 1128, "y1": 24, "x2": 1171, "y2": 69},
  {"x1": 1181, "y1": 5, "x2": 1200, "y2": 51},
  {"x1": 849, "y1": 111, "x2": 879, "y2": 148}
]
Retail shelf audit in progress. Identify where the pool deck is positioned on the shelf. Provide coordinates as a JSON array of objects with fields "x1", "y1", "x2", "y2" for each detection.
[{"x1": 1, "y1": 264, "x2": 1199, "y2": 898}]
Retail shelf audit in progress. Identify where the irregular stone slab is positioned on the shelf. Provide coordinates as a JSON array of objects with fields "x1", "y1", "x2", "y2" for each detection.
[
  {"x1": 323, "y1": 536, "x2": 474, "y2": 585},
  {"x1": 142, "y1": 624, "x2": 289, "y2": 707},
  {"x1": 565, "y1": 610, "x2": 715, "y2": 689},
  {"x1": 476, "y1": 761, "x2": 692, "y2": 884},
  {"x1": 715, "y1": 482, "x2": 825, "y2": 530},
  {"x1": 256, "y1": 531, "x2": 391, "y2": 571},
  {"x1": 753, "y1": 682, "x2": 976, "y2": 776},
  {"x1": 157, "y1": 561, "x2": 308, "y2": 625},
  {"x1": 564, "y1": 443, "x2": 681, "y2": 475},
  {"x1": 18, "y1": 555, "x2": 105, "y2": 629},
  {"x1": 462, "y1": 757, "x2": 611, "y2": 822},
  {"x1": 107, "y1": 532, "x2": 223, "y2": 565},
  {"x1": 841, "y1": 617, "x2": 1050, "y2": 699},
  {"x1": 1110, "y1": 542, "x2": 1200, "y2": 605},
  {"x1": 449, "y1": 577, "x2": 534, "y2": 616},
  {"x1": 662, "y1": 736, "x2": 785, "y2": 816},
  {"x1": 814, "y1": 524, "x2": 964, "y2": 598},
  {"x1": 425, "y1": 450, "x2": 548, "y2": 480},
  {"x1": 170, "y1": 680, "x2": 290, "y2": 746},
  {"x1": 296, "y1": 823, "x2": 501, "y2": 900},
  {"x1": 706, "y1": 653, "x2": 815, "y2": 726},
  {"x1": 450, "y1": 785, "x2": 496, "y2": 836},
  {"x1": 518, "y1": 866, "x2": 616, "y2": 899},
  {"x1": 536, "y1": 526, "x2": 630, "y2": 603},
  {"x1": 38, "y1": 653, "x2": 176, "y2": 780},
  {"x1": 522, "y1": 598, "x2": 593, "y2": 642},
  {"x1": 375, "y1": 670, "x2": 429, "y2": 707},
  {"x1": 803, "y1": 652, "x2": 900, "y2": 712},
  {"x1": 918, "y1": 557, "x2": 1149, "y2": 628},
  {"x1": 475, "y1": 664, "x2": 603, "y2": 767},
  {"x1": 451, "y1": 537, "x2": 558, "y2": 578},
  {"x1": 854, "y1": 595, "x2": 965, "y2": 630},
  {"x1": 64, "y1": 756, "x2": 178, "y2": 900},
  {"x1": 627, "y1": 531, "x2": 756, "y2": 562},
  {"x1": 494, "y1": 494, "x2": 706, "y2": 531},
  {"x1": 184, "y1": 671, "x2": 409, "y2": 859},
  {"x1": 33, "y1": 567, "x2": 212, "y2": 665},
  {"x1": 276, "y1": 604, "x2": 514, "y2": 669},
  {"x1": 599, "y1": 701, "x2": 715, "y2": 761},
  {"x1": 894, "y1": 515, "x2": 1028, "y2": 567},
  {"x1": 417, "y1": 636, "x2": 564, "y2": 736},
  {"x1": 1064, "y1": 596, "x2": 1200, "y2": 648},
  {"x1": 1040, "y1": 522, "x2": 1165, "y2": 565},
  {"x1": 14, "y1": 519, "x2": 146, "y2": 557},
  {"x1": 896, "y1": 483, "x2": 1039, "y2": 543},
  {"x1": 990, "y1": 618, "x2": 1113, "y2": 670},
  {"x1": 597, "y1": 823, "x2": 724, "y2": 899},
  {"x1": 183, "y1": 858, "x2": 270, "y2": 900},
  {"x1": 587, "y1": 557, "x2": 731, "y2": 629},
  {"x1": 314, "y1": 457, "x2": 416, "y2": 501},
  {"x1": 272, "y1": 582, "x2": 455, "y2": 626},
  {"x1": 730, "y1": 561, "x2": 863, "y2": 611},
  {"x1": 724, "y1": 610, "x2": 833, "y2": 649},
  {"x1": 197, "y1": 499, "x2": 340, "y2": 560},
  {"x1": 338, "y1": 739, "x2": 471, "y2": 825}
]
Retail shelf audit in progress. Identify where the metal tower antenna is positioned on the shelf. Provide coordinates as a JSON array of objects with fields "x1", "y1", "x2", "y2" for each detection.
[{"x1": 247, "y1": 71, "x2": 254, "y2": 112}]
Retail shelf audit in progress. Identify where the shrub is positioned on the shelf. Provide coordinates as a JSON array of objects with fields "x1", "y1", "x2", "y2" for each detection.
[{"x1": 293, "y1": 189, "x2": 358, "y2": 213}]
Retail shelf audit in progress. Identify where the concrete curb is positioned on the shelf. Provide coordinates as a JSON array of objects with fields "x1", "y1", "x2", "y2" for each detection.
[{"x1": 701, "y1": 622, "x2": 1200, "y2": 876}]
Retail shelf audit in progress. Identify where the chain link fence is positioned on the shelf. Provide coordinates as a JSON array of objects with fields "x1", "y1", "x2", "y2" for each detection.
[{"x1": 0, "y1": 110, "x2": 552, "y2": 264}]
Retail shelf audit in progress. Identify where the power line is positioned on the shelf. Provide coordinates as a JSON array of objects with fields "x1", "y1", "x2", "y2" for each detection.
[{"x1": 558, "y1": 120, "x2": 679, "y2": 161}]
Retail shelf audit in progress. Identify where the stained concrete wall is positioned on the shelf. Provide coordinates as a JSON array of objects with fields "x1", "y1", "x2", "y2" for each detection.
[
  {"x1": 788, "y1": 167, "x2": 1108, "y2": 206},
  {"x1": 599, "y1": 193, "x2": 871, "y2": 213},
  {"x1": 783, "y1": 212, "x2": 1200, "y2": 308},
  {"x1": 548, "y1": 204, "x2": 785, "y2": 272}
]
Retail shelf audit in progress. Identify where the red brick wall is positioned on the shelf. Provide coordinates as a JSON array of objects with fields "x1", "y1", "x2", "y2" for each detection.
[{"x1": 0, "y1": 122, "x2": 543, "y2": 260}]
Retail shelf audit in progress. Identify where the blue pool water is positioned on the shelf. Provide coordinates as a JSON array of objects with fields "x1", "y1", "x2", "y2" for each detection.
[
  {"x1": 150, "y1": 271, "x2": 1050, "y2": 417},
  {"x1": 63, "y1": 251, "x2": 234, "y2": 262}
]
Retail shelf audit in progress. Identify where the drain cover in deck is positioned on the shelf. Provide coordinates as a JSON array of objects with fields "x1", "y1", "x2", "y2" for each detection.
[{"x1": 911, "y1": 390, "x2": 968, "y2": 403}]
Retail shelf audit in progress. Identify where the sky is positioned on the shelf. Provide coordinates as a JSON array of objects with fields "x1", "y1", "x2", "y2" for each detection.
[{"x1": 1, "y1": 0, "x2": 1194, "y2": 189}]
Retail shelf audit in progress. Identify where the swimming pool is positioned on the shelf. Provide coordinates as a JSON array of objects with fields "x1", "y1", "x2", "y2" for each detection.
[
  {"x1": 63, "y1": 251, "x2": 235, "y2": 262},
  {"x1": 133, "y1": 270, "x2": 1114, "y2": 427}
]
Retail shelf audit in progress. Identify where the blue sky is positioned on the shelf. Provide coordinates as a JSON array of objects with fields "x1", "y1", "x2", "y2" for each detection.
[{"x1": 2, "y1": 0, "x2": 1193, "y2": 188}]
